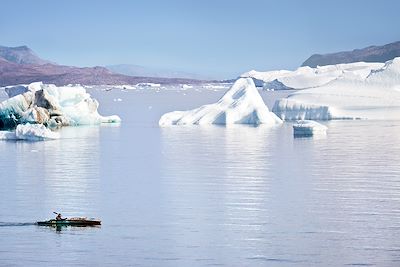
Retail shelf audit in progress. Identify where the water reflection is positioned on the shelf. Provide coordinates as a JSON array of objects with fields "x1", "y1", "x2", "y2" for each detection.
[
  {"x1": 159, "y1": 121, "x2": 400, "y2": 265},
  {"x1": 220, "y1": 125, "x2": 276, "y2": 227},
  {"x1": 14, "y1": 126, "x2": 102, "y2": 219},
  {"x1": 160, "y1": 125, "x2": 289, "y2": 264},
  {"x1": 37, "y1": 224, "x2": 102, "y2": 233}
]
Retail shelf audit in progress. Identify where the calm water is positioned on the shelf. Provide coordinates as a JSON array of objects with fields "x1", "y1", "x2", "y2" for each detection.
[{"x1": 1, "y1": 87, "x2": 400, "y2": 266}]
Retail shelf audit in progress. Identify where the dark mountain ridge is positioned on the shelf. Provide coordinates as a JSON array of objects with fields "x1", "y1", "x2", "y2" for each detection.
[
  {"x1": 0, "y1": 45, "x2": 204, "y2": 86},
  {"x1": 302, "y1": 41, "x2": 400, "y2": 67}
]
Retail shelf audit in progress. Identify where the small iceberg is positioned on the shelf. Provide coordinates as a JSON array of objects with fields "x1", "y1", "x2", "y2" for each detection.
[
  {"x1": 159, "y1": 78, "x2": 282, "y2": 126},
  {"x1": 0, "y1": 82, "x2": 121, "y2": 129},
  {"x1": 0, "y1": 123, "x2": 59, "y2": 141},
  {"x1": 181, "y1": 84, "x2": 193, "y2": 90},
  {"x1": 293, "y1": 120, "x2": 327, "y2": 137},
  {"x1": 136, "y1": 82, "x2": 161, "y2": 88}
]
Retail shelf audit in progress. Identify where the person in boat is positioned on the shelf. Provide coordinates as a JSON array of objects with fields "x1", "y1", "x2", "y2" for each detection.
[{"x1": 55, "y1": 213, "x2": 66, "y2": 221}]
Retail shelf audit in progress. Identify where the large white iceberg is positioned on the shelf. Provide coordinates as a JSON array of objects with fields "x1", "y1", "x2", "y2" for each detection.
[
  {"x1": 159, "y1": 78, "x2": 282, "y2": 126},
  {"x1": 241, "y1": 62, "x2": 384, "y2": 90},
  {"x1": 0, "y1": 123, "x2": 59, "y2": 141},
  {"x1": 272, "y1": 58, "x2": 400, "y2": 120},
  {"x1": 0, "y1": 82, "x2": 121, "y2": 129}
]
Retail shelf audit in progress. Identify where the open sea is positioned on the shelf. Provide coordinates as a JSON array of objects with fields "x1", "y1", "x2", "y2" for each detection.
[{"x1": 1, "y1": 86, "x2": 400, "y2": 266}]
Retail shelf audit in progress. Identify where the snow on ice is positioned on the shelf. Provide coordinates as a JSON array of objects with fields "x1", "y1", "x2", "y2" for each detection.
[
  {"x1": 0, "y1": 82, "x2": 121, "y2": 129},
  {"x1": 0, "y1": 123, "x2": 59, "y2": 141},
  {"x1": 241, "y1": 62, "x2": 384, "y2": 90},
  {"x1": 272, "y1": 58, "x2": 400, "y2": 120},
  {"x1": 159, "y1": 78, "x2": 282, "y2": 126}
]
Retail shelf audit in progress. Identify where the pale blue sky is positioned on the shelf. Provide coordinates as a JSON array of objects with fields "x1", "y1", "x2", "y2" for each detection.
[{"x1": 1, "y1": 0, "x2": 399, "y2": 78}]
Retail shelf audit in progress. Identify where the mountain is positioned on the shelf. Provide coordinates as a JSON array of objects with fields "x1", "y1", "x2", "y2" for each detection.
[
  {"x1": 0, "y1": 45, "x2": 203, "y2": 86},
  {"x1": 106, "y1": 64, "x2": 205, "y2": 80},
  {"x1": 302, "y1": 41, "x2": 400, "y2": 67},
  {"x1": 0, "y1": 60, "x2": 201, "y2": 87},
  {"x1": 0, "y1": 45, "x2": 53, "y2": 65}
]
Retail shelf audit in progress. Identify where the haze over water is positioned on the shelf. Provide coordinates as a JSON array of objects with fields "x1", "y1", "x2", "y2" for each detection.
[{"x1": 1, "y1": 88, "x2": 400, "y2": 266}]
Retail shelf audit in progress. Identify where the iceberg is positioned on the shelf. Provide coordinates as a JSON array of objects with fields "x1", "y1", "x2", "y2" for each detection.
[
  {"x1": 273, "y1": 58, "x2": 400, "y2": 120},
  {"x1": 241, "y1": 62, "x2": 384, "y2": 90},
  {"x1": 293, "y1": 120, "x2": 327, "y2": 137},
  {"x1": 0, "y1": 82, "x2": 121, "y2": 129},
  {"x1": 136, "y1": 82, "x2": 161, "y2": 88},
  {"x1": 0, "y1": 123, "x2": 59, "y2": 141},
  {"x1": 159, "y1": 78, "x2": 282, "y2": 126}
]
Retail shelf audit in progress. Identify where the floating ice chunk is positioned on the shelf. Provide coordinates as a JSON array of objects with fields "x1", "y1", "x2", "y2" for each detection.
[
  {"x1": 202, "y1": 83, "x2": 231, "y2": 90},
  {"x1": 15, "y1": 123, "x2": 59, "y2": 140},
  {"x1": 181, "y1": 84, "x2": 193, "y2": 90},
  {"x1": 0, "y1": 130, "x2": 17, "y2": 140},
  {"x1": 112, "y1": 85, "x2": 136, "y2": 90},
  {"x1": 100, "y1": 115, "x2": 121, "y2": 124},
  {"x1": 0, "y1": 82, "x2": 121, "y2": 129},
  {"x1": 136, "y1": 83, "x2": 161, "y2": 88},
  {"x1": 293, "y1": 120, "x2": 327, "y2": 137},
  {"x1": 0, "y1": 123, "x2": 59, "y2": 141},
  {"x1": 159, "y1": 78, "x2": 282, "y2": 126}
]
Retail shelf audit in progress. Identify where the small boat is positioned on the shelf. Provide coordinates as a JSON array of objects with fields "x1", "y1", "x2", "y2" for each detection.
[{"x1": 36, "y1": 217, "x2": 101, "y2": 227}]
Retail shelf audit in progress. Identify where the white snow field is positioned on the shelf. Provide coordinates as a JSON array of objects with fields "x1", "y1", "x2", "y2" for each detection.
[
  {"x1": 272, "y1": 58, "x2": 400, "y2": 120},
  {"x1": 241, "y1": 62, "x2": 384, "y2": 90},
  {"x1": 0, "y1": 82, "x2": 121, "y2": 129},
  {"x1": 0, "y1": 123, "x2": 59, "y2": 141},
  {"x1": 293, "y1": 120, "x2": 328, "y2": 136},
  {"x1": 159, "y1": 78, "x2": 282, "y2": 126}
]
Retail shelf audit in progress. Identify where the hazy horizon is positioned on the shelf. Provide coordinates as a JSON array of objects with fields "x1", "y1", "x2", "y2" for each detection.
[{"x1": 1, "y1": 0, "x2": 400, "y2": 79}]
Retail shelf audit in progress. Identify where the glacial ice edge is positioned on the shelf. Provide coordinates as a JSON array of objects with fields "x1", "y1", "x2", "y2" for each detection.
[{"x1": 261, "y1": 58, "x2": 400, "y2": 121}]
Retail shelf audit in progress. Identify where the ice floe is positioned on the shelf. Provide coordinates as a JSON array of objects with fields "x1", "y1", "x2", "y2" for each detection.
[
  {"x1": 159, "y1": 78, "x2": 282, "y2": 126},
  {"x1": 0, "y1": 82, "x2": 121, "y2": 129},
  {"x1": 293, "y1": 120, "x2": 327, "y2": 137},
  {"x1": 136, "y1": 83, "x2": 161, "y2": 88},
  {"x1": 0, "y1": 123, "x2": 59, "y2": 141}
]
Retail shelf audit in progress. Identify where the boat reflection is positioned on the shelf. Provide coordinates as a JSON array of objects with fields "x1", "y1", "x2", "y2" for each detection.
[{"x1": 37, "y1": 224, "x2": 101, "y2": 233}]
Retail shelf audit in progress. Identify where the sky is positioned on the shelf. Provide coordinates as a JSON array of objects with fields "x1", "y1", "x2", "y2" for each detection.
[{"x1": 1, "y1": 0, "x2": 400, "y2": 79}]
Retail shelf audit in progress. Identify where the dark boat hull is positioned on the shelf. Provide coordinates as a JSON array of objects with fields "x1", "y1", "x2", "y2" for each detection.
[{"x1": 36, "y1": 219, "x2": 101, "y2": 226}]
